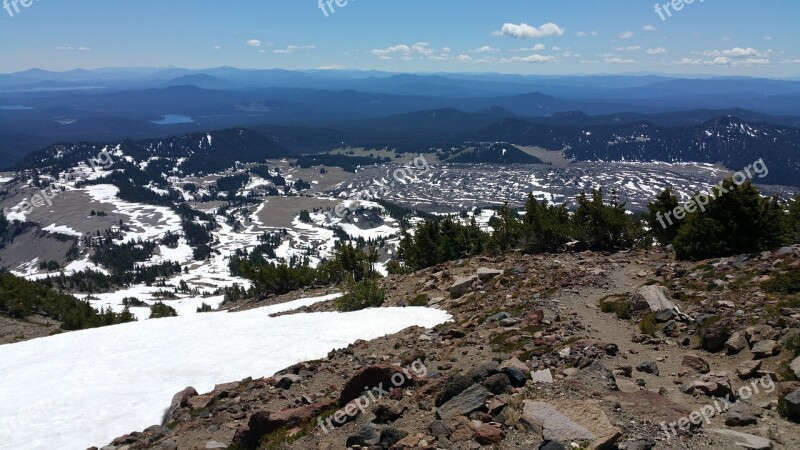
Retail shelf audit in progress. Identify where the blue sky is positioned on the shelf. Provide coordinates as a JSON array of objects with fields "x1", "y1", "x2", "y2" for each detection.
[{"x1": 1, "y1": 0, "x2": 798, "y2": 76}]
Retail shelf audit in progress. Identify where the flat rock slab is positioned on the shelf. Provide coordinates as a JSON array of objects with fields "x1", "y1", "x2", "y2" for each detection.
[
  {"x1": 604, "y1": 390, "x2": 691, "y2": 425},
  {"x1": 521, "y1": 399, "x2": 621, "y2": 448},
  {"x1": 531, "y1": 368, "x2": 554, "y2": 384},
  {"x1": 477, "y1": 267, "x2": 504, "y2": 281},
  {"x1": 436, "y1": 383, "x2": 491, "y2": 420},
  {"x1": 706, "y1": 428, "x2": 773, "y2": 449},
  {"x1": 629, "y1": 285, "x2": 676, "y2": 312},
  {"x1": 750, "y1": 340, "x2": 779, "y2": 359},
  {"x1": 569, "y1": 360, "x2": 618, "y2": 392},
  {"x1": 791, "y1": 356, "x2": 800, "y2": 379},
  {"x1": 449, "y1": 276, "x2": 477, "y2": 298}
]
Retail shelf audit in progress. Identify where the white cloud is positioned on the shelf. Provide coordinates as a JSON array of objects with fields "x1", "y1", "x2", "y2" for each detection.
[
  {"x1": 472, "y1": 46, "x2": 499, "y2": 53},
  {"x1": 605, "y1": 57, "x2": 636, "y2": 64},
  {"x1": 510, "y1": 44, "x2": 546, "y2": 52},
  {"x1": 411, "y1": 42, "x2": 435, "y2": 55},
  {"x1": 646, "y1": 47, "x2": 667, "y2": 54},
  {"x1": 762, "y1": 36, "x2": 774, "y2": 41},
  {"x1": 455, "y1": 54, "x2": 473, "y2": 62},
  {"x1": 370, "y1": 44, "x2": 411, "y2": 57},
  {"x1": 212, "y1": 46, "x2": 222, "y2": 50},
  {"x1": 576, "y1": 31, "x2": 598, "y2": 37},
  {"x1": 616, "y1": 46, "x2": 641, "y2": 52},
  {"x1": 274, "y1": 45, "x2": 316, "y2": 54},
  {"x1": 246, "y1": 40, "x2": 262, "y2": 47},
  {"x1": 370, "y1": 42, "x2": 449, "y2": 60},
  {"x1": 675, "y1": 55, "x2": 771, "y2": 66},
  {"x1": 722, "y1": 36, "x2": 733, "y2": 41},
  {"x1": 739, "y1": 58, "x2": 770, "y2": 65},
  {"x1": 643, "y1": 25, "x2": 657, "y2": 32},
  {"x1": 618, "y1": 31, "x2": 635, "y2": 39},
  {"x1": 701, "y1": 47, "x2": 761, "y2": 58},
  {"x1": 492, "y1": 22, "x2": 565, "y2": 39},
  {"x1": 508, "y1": 54, "x2": 557, "y2": 63},
  {"x1": 55, "y1": 46, "x2": 91, "y2": 51},
  {"x1": 780, "y1": 58, "x2": 800, "y2": 64}
]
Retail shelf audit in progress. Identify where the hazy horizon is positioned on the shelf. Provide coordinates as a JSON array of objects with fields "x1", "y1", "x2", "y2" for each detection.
[{"x1": 2, "y1": 0, "x2": 798, "y2": 77}]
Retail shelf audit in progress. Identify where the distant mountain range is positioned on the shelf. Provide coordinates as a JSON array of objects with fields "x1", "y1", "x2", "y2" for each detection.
[
  {"x1": 14, "y1": 128, "x2": 290, "y2": 176},
  {"x1": 14, "y1": 110, "x2": 800, "y2": 187},
  {"x1": 2, "y1": 68, "x2": 800, "y2": 186}
]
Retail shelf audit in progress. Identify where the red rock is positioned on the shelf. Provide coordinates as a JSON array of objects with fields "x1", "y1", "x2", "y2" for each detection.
[
  {"x1": 231, "y1": 400, "x2": 335, "y2": 449},
  {"x1": 389, "y1": 388, "x2": 403, "y2": 400},
  {"x1": 187, "y1": 394, "x2": 214, "y2": 410},
  {"x1": 521, "y1": 310, "x2": 544, "y2": 327},
  {"x1": 166, "y1": 386, "x2": 198, "y2": 422},
  {"x1": 474, "y1": 424, "x2": 505, "y2": 444}
]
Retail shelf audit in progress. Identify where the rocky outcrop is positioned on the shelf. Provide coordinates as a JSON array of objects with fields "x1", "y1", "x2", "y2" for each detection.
[
  {"x1": 629, "y1": 285, "x2": 676, "y2": 313},
  {"x1": 231, "y1": 400, "x2": 335, "y2": 449},
  {"x1": 521, "y1": 400, "x2": 621, "y2": 449}
]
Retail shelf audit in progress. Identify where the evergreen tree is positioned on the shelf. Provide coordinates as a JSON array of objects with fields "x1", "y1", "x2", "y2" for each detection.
[
  {"x1": 673, "y1": 179, "x2": 787, "y2": 259},
  {"x1": 572, "y1": 188, "x2": 637, "y2": 251},
  {"x1": 788, "y1": 194, "x2": 800, "y2": 244},
  {"x1": 489, "y1": 203, "x2": 519, "y2": 253},
  {"x1": 647, "y1": 187, "x2": 681, "y2": 246},
  {"x1": 519, "y1": 194, "x2": 571, "y2": 253}
]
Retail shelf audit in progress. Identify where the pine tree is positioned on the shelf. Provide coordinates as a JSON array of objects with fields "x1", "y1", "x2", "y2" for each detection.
[
  {"x1": 647, "y1": 187, "x2": 681, "y2": 246},
  {"x1": 673, "y1": 180, "x2": 788, "y2": 259}
]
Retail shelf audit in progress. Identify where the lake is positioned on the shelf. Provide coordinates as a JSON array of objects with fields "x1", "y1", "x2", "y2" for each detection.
[{"x1": 151, "y1": 114, "x2": 195, "y2": 125}]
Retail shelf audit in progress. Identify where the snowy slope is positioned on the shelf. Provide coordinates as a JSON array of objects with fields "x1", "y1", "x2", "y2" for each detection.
[{"x1": 0, "y1": 294, "x2": 451, "y2": 450}]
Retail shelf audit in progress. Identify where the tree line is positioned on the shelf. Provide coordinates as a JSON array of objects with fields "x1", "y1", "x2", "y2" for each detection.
[{"x1": 393, "y1": 181, "x2": 800, "y2": 273}]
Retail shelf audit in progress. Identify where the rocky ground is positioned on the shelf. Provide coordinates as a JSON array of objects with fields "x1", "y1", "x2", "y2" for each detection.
[
  {"x1": 0, "y1": 314, "x2": 60, "y2": 344},
  {"x1": 84, "y1": 246, "x2": 800, "y2": 449}
]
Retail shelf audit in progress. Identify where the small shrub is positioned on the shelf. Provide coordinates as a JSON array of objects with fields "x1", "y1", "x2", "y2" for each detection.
[
  {"x1": 386, "y1": 259, "x2": 413, "y2": 275},
  {"x1": 196, "y1": 302, "x2": 213, "y2": 313},
  {"x1": 149, "y1": 302, "x2": 178, "y2": 319},
  {"x1": 786, "y1": 335, "x2": 800, "y2": 357},
  {"x1": 763, "y1": 267, "x2": 800, "y2": 294},
  {"x1": 410, "y1": 294, "x2": 428, "y2": 306},
  {"x1": 335, "y1": 280, "x2": 385, "y2": 312},
  {"x1": 639, "y1": 313, "x2": 656, "y2": 336},
  {"x1": 122, "y1": 297, "x2": 147, "y2": 307},
  {"x1": 698, "y1": 317, "x2": 732, "y2": 351},
  {"x1": 599, "y1": 295, "x2": 631, "y2": 320}
]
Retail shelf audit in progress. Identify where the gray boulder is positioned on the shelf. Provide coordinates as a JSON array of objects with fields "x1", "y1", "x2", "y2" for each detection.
[
  {"x1": 477, "y1": 267, "x2": 504, "y2": 281},
  {"x1": 750, "y1": 340, "x2": 779, "y2": 359},
  {"x1": 436, "y1": 383, "x2": 491, "y2": 420},
  {"x1": 629, "y1": 285, "x2": 676, "y2": 312},
  {"x1": 449, "y1": 276, "x2": 477, "y2": 298},
  {"x1": 705, "y1": 429, "x2": 773, "y2": 450}
]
